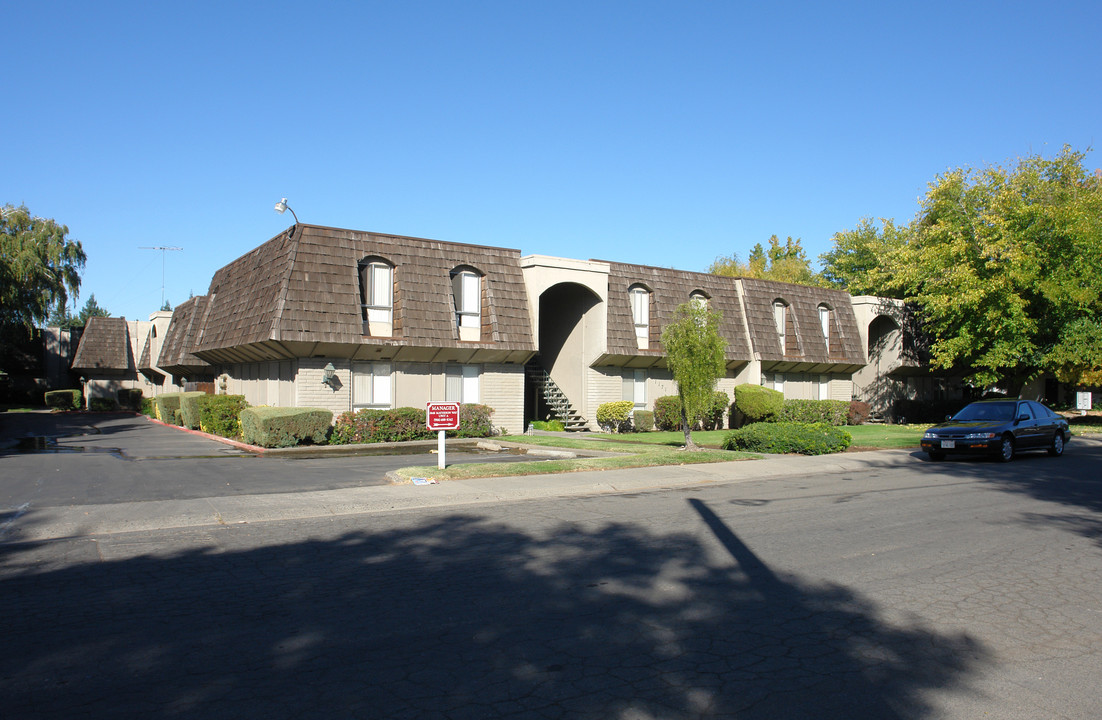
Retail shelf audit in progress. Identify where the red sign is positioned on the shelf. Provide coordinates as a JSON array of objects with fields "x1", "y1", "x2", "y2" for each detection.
[{"x1": 426, "y1": 402, "x2": 461, "y2": 430}]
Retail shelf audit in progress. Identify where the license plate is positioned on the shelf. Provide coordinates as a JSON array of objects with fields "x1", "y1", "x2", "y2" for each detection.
[{"x1": 941, "y1": 440, "x2": 956, "y2": 449}]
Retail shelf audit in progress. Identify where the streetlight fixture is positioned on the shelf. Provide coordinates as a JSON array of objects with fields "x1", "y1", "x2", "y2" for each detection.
[{"x1": 274, "y1": 198, "x2": 299, "y2": 224}]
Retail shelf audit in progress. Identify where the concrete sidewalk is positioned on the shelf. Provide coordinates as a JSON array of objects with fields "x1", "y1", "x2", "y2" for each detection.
[{"x1": 5, "y1": 448, "x2": 922, "y2": 542}]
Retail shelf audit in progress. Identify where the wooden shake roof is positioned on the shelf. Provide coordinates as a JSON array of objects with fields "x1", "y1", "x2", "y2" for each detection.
[
  {"x1": 602, "y1": 261, "x2": 752, "y2": 365},
  {"x1": 739, "y1": 277, "x2": 865, "y2": 367},
  {"x1": 157, "y1": 295, "x2": 214, "y2": 375},
  {"x1": 71, "y1": 317, "x2": 133, "y2": 372},
  {"x1": 193, "y1": 225, "x2": 535, "y2": 361}
]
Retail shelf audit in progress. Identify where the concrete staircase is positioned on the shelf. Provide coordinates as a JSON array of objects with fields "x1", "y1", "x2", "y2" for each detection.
[{"x1": 526, "y1": 365, "x2": 589, "y2": 431}]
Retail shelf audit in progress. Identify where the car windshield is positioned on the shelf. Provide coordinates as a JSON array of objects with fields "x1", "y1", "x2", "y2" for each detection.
[{"x1": 952, "y1": 402, "x2": 1017, "y2": 422}]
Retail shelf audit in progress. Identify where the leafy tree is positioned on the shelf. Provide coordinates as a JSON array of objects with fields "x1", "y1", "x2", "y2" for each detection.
[
  {"x1": 710, "y1": 235, "x2": 825, "y2": 286},
  {"x1": 160, "y1": 299, "x2": 173, "y2": 312},
  {"x1": 77, "y1": 294, "x2": 111, "y2": 325},
  {"x1": 1, "y1": 204, "x2": 86, "y2": 332},
  {"x1": 819, "y1": 146, "x2": 1102, "y2": 389},
  {"x1": 660, "y1": 302, "x2": 727, "y2": 450},
  {"x1": 46, "y1": 302, "x2": 78, "y2": 328}
]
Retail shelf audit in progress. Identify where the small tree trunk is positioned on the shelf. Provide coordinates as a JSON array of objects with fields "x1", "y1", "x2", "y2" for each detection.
[{"x1": 680, "y1": 392, "x2": 698, "y2": 450}]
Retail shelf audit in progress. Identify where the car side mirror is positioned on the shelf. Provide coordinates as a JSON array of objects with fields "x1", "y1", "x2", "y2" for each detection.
[
  {"x1": 1017, "y1": 414, "x2": 1029, "y2": 422},
  {"x1": 945, "y1": 414, "x2": 953, "y2": 421}
]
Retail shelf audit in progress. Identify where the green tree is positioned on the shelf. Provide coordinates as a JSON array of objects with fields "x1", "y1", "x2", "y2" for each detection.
[
  {"x1": 660, "y1": 302, "x2": 727, "y2": 450},
  {"x1": 76, "y1": 294, "x2": 111, "y2": 325},
  {"x1": 46, "y1": 302, "x2": 78, "y2": 328},
  {"x1": 820, "y1": 146, "x2": 1102, "y2": 389},
  {"x1": 160, "y1": 299, "x2": 173, "y2": 312},
  {"x1": 710, "y1": 235, "x2": 825, "y2": 286},
  {"x1": 1, "y1": 204, "x2": 86, "y2": 332}
]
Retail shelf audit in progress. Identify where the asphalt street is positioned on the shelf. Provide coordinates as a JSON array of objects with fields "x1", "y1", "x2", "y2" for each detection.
[{"x1": 2, "y1": 412, "x2": 1101, "y2": 719}]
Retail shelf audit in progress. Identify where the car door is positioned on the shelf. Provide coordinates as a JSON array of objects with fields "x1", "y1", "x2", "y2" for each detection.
[
  {"x1": 1013, "y1": 401, "x2": 1040, "y2": 449},
  {"x1": 1028, "y1": 401, "x2": 1057, "y2": 446}
]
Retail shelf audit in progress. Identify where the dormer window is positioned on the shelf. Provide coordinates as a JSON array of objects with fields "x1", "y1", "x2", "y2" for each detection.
[
  {"x1": 629, "y1": 285, "x2": 651, "y2": 350},
  {"x1": 773, "y1": 300, "x2": 788, "y2": 351},
  {"x1": 818, "y1": 303, "x2": 832, "y2": 353},
  {"x1": 451, "y1": 267, "x2": 482, "y2": 341},
  {"x1": 690, "y1": 291, "x2": 709, "y2": 309},
  {"x1": 359, "y1": 258, "x2": 394, "y2": 337}
]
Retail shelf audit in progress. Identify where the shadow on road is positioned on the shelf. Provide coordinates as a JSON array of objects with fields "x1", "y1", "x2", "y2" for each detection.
[{"x1": 1, "y1": 500, "x2": 986, "y2": 718}]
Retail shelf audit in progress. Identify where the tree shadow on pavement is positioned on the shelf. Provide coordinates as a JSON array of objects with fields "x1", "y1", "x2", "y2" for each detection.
[{"x1": 0, "y1": 500, "x2": 986, "y2": 719}]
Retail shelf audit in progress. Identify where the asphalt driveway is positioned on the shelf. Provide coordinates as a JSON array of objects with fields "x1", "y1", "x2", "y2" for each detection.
[{"x1": 0, "y1": 412, "x2": 531, "y2": 506}]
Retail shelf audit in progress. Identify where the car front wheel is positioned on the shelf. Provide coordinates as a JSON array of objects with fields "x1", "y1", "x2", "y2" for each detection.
[
  {"x1": 998, "y1": 435, "x2": 1015, "y2": 463},
  {"x1": 1048, "y1": 432, "x2": 1065, "y2": 457}
]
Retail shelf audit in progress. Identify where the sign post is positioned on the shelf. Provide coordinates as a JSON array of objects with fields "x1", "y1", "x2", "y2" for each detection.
[{"x1": 426, "y1": 402, "x2": 461, "y2": 470}]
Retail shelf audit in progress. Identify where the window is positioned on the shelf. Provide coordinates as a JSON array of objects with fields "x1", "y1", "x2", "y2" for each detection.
[
  {"x1": 622, "y1": 368, "x2": 646, "y2": 410},
  {"x1": 445, "y1": 364, "x2": 480, "y2": 403},
  {"x1": 818, "y1": 375, "x2": 831, "y2": 401},
  {"x1": 772, "y1": 372, "x2": 784, "y2": 395},
  {"x1": 690, "y1": 291, "x2": 709, "y2": 309},
  {"x1": 630, "y1": 285, "x2": 650, "y2": 349},
  {"x1": 359, "y1": 259, "x2": 393, "y2": 336},
  {"x1": 818, "y1": 304, "x2": 832, "y2": 353},
  {"x1": 352, "y1": 361, "x2": 392, "y2": 409},
  {"x1": 773, "y1": 300, "x2": 788, "y2": 351},
  {"x1": 451, "y1": 269, "x2": 481, "y2": 341}
]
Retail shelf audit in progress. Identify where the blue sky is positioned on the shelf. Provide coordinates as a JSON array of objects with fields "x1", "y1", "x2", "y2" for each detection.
[{"x1": 4, "y1": 1, "x2": 1098, "y2": 322}]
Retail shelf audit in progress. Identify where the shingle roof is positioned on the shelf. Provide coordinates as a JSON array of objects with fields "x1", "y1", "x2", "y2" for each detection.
[
  {"x1": 193, "y1": 225, "x2": 536, "y2": 357},
  {"x1": 602, "y1": 262, "x2": 752, "y2": 364},
  {"x1": 739, "y1": 278, "x2": 865, "y2": 366},
  {"x1": 157, "y1": 295, "x2": 214, "y2": 375},
  {"x1": 70, "y1": 317, "x2": 133, "y2": 372}
]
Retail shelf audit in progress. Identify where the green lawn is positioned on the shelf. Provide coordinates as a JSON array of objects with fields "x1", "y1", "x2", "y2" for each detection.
[{"x1": 388, "y1": 434, "x2": 756, "y2": 483}]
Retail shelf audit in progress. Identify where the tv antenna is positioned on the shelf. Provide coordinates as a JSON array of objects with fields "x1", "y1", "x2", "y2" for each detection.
[{"x1": 139, "y1": 246, "x2": 183, "y2": 308}]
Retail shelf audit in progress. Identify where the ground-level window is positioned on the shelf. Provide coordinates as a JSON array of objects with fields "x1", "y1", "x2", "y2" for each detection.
[
  {"x1": 445, "y1": 364, "x2": 480, "y2": 403},
  {"x1": 622, "y1": 368, "x2": 646, "y2": 410},
  {"x1": 818, "y1": 374, "x2": 831, "y2": 400},
  {"x1": 352, "y1": 361, "x2": 392, "y2": 409},
  {"x1": 768, "y1": 372, "x2": 784, "y2": 395}
]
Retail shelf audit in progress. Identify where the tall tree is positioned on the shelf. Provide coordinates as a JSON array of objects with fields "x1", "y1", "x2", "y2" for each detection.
[
  {"x1": 76, "y1": 294, "x2": 111, "y2": 325},
  {"x1": 660, "y1": 302, "x2": 727, "y2": 450},
  {"x1": 820, "y1": 146, "x2": 1102, "y2": 389},
  {"x1": 1, "y1": 204, "x2": 86, "y2": 332},
  {"x1": 710, "y1": 235, "x2": 825, "y2": 286}
]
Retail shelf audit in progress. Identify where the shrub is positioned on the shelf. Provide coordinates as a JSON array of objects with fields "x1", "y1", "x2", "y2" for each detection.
[
  {"x1": 702, "y1": 391, "x2": 730, "y2": 430},
  {"x1": 733, "y1": 384, "x2": 784, "y2": 426},
  {"x1": 140, "y1": 397, "x2": 155, "y2": 417},
  {"x1": 633, "y1": 410, "x2": 655, "y2": 432},
  {"x1": 241, "y1": 407, "x2": 333, "y2": 448},
  {"x1": 332, "y1": 407, "x2": 427, "y2": 445},
  {"x1": 456, "y1": 404, "x2": 495, "y2": 438},
  {"x1": 529, "y1": 419, "x2": 565, "y2": 432},
  {"x1": 154, "y1": 393, "x2": 183, "y2": 424},
  {"x1": 653, "y1": 395, "x2": 682, "y2": 431},
  {"x1": 847, "y1": 400, "x2": 871, "y2": 425},
  {"x1": 596, "y1": 400, "x2": 635, "y2": 432},
  {"x1": 178, "y1": 391, "x2": 210, "y2": 430},
  {"x1": 116, "y1": 388, "x2": 143, "y2": 411},
  {"x1": 723, "y1": 422, "x2": 852, "y2": 455},
  {"x1": 45, "y1": 389, "x2": 82, "y2": 411},
  {"x1": 89, "y1": 397, "x2": 118, "y2": 412},
  {"x1": 198, "y1": 394, "x2": 249, "y2": 438},
  {"x1": 778, "y1": 399, "x2": 849, "y2": 426}
]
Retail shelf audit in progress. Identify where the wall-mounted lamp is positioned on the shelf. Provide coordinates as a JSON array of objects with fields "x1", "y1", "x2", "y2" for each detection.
[{"x1": 322, "y1": 362, "x2": 336, "y2": 386}]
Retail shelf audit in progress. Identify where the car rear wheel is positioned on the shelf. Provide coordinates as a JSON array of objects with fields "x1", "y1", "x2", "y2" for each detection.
[
  {"x1": 998, "y1": 435, "x2": 1015, "y2": 462},
  {"x1": 1048, "y1": 432, "x2": 1065, "y2": 457}
]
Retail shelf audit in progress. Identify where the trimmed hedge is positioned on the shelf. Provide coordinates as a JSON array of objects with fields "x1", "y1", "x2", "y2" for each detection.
[
  {"x1": 330, "y1": 404, "x2": 497, "y2": 445},
  {"x1": 178, "y1": 391, "x2": 210, "y2": 430},
  {"x1": 45, "y1": 389, "x2": 82, "y2": 411},
  {"x1": 117, "y1": 388, "x2": 143, "y2": 410},
  {"x1": 723, "y1": 422, "x2": 852, "y2": 455},
  {"x1": 529, "y1": 419, "x2": 565, "y2": 432},
  {"x1": 596, "y1": 400, "x2": 635, "y2": 432},
  {"x1": 633, "y1": 410, "x2": 655, "y2": 432},
  {"x1": 154, "y1": 393, "x2": 184, "y2": 425},
  {"x1": 241, "y1": 407, "x2": 333, "y2": 448},
  {"x1": 778, "y1": 399, "x2": 849, "y2": 426},
  {"x1": 89, "y1": 397, "x2": 118, "y2": 412},
  {"x1": 198, "y1": 394, "x2": 249, "y2": 438},
  {"x1": 653, "y1": 395, "x2": 682, "y2": 431},
  {"x1": 733, "y1": 384, "x2": 784, "y2": 426},
  {"x1": 141, "y1": 397, "x2": 155, "y2": 417}
]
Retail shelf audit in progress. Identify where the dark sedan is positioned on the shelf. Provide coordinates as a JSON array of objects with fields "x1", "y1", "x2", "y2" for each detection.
[{"x1": 921, "y1": 399, "x2": 1070, "y2": 462}]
